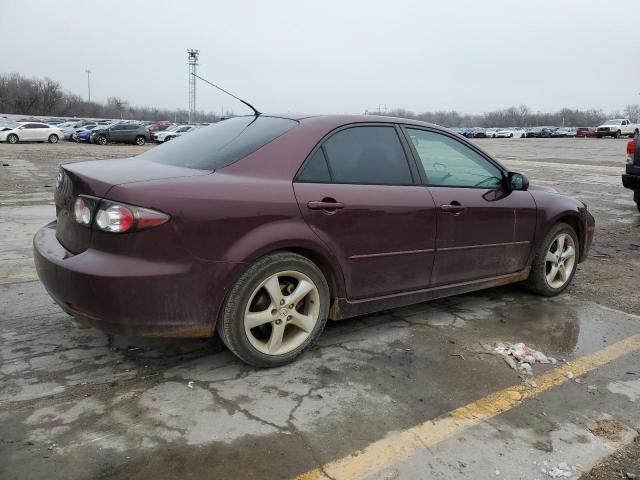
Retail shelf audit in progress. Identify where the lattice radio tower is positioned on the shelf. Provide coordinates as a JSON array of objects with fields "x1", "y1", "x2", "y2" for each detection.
[{"x1": 187, "y1": 49, "x2": 199, "y2": 123}]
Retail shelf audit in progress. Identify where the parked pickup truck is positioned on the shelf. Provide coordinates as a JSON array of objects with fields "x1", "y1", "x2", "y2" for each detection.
[
  {"x1": 597, "y1": 119, "x2": 640, "y2": 138},
  {"x1": 622, "y1": 134, "x2": 640, "y2": 212}
]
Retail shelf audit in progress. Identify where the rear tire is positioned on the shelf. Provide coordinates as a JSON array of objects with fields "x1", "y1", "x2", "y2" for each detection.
[
  {"x1": 96, "y1": 135, "x2": 108, "y2": 145},
  {"x1": 525, "y1": 222, "x2": 579, "y2": 296},
  {"x1": 134, "y1": 136, "x2": 146, "y2": 146},
  {"x1": 217, "y1": 252, "x2": 330, "y2": 367},
  {"x1": 7, "y1": 134, "x2": 18, "y2": 144},
  {"x1": 48, "y1": 134, "x2": 59, "y2": 144}
]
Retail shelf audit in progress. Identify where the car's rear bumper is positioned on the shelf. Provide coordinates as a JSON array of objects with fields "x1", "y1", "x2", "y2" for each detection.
[
  {"x1": 33, "y1": 221, "x2": 243, "y2": 337},
  {"x1": 622, "y1": 173, "x2": 640, "y2": 191}
]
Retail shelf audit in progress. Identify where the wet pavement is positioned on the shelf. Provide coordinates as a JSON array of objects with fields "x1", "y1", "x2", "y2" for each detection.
[{"x1": 1, "y1": 139, "x2": 639, "y2": 479}]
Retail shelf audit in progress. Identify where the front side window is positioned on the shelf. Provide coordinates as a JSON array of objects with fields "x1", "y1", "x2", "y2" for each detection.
[
  {"x1": 319, "y1": 126, "x2": 412, "y2": 185},
  {"x1": 407, "y1": 128, "x2": 503, "y2": 188}
]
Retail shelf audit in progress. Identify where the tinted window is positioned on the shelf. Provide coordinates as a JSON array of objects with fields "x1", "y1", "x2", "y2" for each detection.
[
  {"x1": 111, "y1": 124, "x2": 124, "y2": 130},
  {"x1": 34, "y1": 124, "x2": 48, "y2": 128},
  {"x1": 322, "y1": 126, "x2": 412, "y2": 185},
  {"x1": 407, "y1": 128, "x2": 503, "y2": 188},
  {"x1": 297, "y1": 148, "x2": 331, "y2": 182},
  {"x1": 142, "y1": 116, "x2": 297, "y2": 171}
]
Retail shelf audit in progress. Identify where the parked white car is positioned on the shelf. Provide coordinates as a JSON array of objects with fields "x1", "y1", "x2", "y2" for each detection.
[
  {"x1": 0, "y1": 122, "x2": 64, "y2": 144},
  {"x1": 496, "y1": 127, "x2": 526, "y2": 138},
  {"x1": 596, "y1": 119, "x2": 640, "y2": 138},
  {"x1": 484, "y1": 128, "x2": 499, "y2": 138},
  {"x1": 155, "y1": 125, "x2": 199, "y2": 142}
]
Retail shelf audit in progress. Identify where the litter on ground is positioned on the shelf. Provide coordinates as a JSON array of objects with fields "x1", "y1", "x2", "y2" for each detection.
[
  {"x1": 491, "y1": 342, "x2": 557, "y2": 375},
  {"x1": 543, "y1": 462, "x2": 575, "y2": 478}
]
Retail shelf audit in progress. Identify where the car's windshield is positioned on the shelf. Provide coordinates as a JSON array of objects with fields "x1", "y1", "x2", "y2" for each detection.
[
  {"x1": 605, "y1": 119, "x2": 623, "y2": 124},
  {"x1": 141, "y1": 116, "x2": 298, "y2": 170}
]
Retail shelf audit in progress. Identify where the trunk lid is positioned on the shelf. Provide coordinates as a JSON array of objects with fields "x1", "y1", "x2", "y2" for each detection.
[{"x1": 55, "y1": 158, "x2": 209, "y2": 254}]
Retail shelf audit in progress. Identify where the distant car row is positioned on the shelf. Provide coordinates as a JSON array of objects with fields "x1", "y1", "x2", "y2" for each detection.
[
  {"x1": 452, "y1": 126, "x2": 593, "y2": 138},
  {"x1": 0, "y1": 117, "x2": 204, "y2": 145},
  {"x1": 451, "y1": 119, "x2": 639, "y2": 139}
]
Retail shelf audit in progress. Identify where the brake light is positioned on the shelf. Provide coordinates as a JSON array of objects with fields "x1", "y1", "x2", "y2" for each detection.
[
  {"x1": 73, "y1": 195, "x2": 169, "y2": 233},
  {"x1": 95, "y1": 204, "x2": 135, "y2": 232},
  {"x1": 627, "y1": 139, "x2": 636, "y2": 164}
]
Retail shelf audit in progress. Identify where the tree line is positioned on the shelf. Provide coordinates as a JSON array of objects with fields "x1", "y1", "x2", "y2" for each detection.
[
  {"x1": 372, "y1": 103, "x2": 640, "y2": 128},
  {"x1": 2, "y1": 72, "x2": 639, "y2": 128},
  {"x1": 0, "y1": 72, "x2": 223, "y2": 123}
]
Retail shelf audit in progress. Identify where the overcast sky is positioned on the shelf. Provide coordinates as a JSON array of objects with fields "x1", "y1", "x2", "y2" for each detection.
[{"x1": 2, "y1": 0, "x2": 638, "y2": 116}]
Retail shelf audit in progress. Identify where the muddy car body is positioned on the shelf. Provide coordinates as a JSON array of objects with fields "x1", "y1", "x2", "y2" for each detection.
[{"x1": 34, "y1": 114, "x2": 595, "y2": 366}]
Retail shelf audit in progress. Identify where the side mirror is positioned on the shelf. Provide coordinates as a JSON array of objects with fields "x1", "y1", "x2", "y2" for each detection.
[{"x1": 507, "y1": 172, "x2": 529, "y2": 191}]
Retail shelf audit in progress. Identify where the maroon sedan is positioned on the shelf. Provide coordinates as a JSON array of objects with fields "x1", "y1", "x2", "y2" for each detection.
[
  {"x1": 34, "y1": 115, "x2": 595, "y2": 367},
  {"x1": 576, "y1": 127, "x2": 597, "y2": 138}
]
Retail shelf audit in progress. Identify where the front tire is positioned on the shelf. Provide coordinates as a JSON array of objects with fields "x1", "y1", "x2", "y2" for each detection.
[
  {"x1": 525, "y1": 223, "x2": 579, "y2": 296},
  {"x1": 217, "y1": 252, "x2": 330, "y2": 367},
  {"x1": 134, "y1": 135, "x2": 146, "y2": 146},
  {"x1": 614, "y1": 130, "x2": 621, "y2": 139},
  {"x1": 96, "y1": 135, "x2": 108, "y2": 145},
  {"x1": 7, "y1": 134, "x2": 18, "y2": 144},
  {"x1": 48, "y1": 134, "x2": 59, "y2": 144}
]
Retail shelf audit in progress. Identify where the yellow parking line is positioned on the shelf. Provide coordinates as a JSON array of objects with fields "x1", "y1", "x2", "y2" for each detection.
[{"x1": 297, "y1": 334, "x2": 640, "y2": 480}]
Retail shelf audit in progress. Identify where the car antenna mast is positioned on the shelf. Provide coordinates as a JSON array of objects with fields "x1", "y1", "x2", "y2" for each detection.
[{"x1": 192, "y1": 73, "x2": 261, "y2": 117}]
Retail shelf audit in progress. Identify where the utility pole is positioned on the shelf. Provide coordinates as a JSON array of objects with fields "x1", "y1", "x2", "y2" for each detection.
[
  {"x1": 85, "y1": 69, "x2": 91, "y2": 102},
  {"x1": 187, "y1": 49, "x2": 199, "y2": 123}
]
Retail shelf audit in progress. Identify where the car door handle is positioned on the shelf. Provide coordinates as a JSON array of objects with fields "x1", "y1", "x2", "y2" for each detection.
[
  {"x1": 307, "y1": 200, "x2": 345, "y2": 211},
  {"x1": 440, "y1": 203, "x2": 466, "y2": 213}
]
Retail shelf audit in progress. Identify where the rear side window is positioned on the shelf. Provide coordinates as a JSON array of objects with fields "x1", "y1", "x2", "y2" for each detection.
[
  {"x1": 297, "y1": 148, "x2": 331, "y2": 182},
  {"x1": 307, "y1": 126, "x2": 412, "y2": 185},
  {"x1": 141, "y1": 116, "x2": 298, "y2": 170}
]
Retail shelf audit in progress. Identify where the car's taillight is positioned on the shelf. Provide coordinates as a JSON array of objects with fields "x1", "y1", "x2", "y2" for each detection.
[
  {"x1": 627, "y1": 139, "x2": 636, "y2": 164},
  {"x1": 73, "y1": 195, "x2": 169, "y2": 233},
  {"x1": 95, "y1": 203, "x2": 136, "y2": 232},
  {"x1": 73, "y1": 196, "x2": 98, "y2": 226}
]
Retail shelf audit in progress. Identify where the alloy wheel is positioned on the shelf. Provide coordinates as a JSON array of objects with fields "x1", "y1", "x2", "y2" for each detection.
[
  {"x1": 244, "y1": 270, "x2": 320, "y2": 356},
  {"x1": 544, "y1": 233, "x2": 576, "y2": 289}
]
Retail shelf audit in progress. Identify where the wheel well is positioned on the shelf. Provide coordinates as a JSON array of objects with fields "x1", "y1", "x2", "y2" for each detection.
[
  {"x1": 285, "y1": 247, "x2": 341, "y2": 302},
  {"x1": 556, "y1": 215, "x2": 583, "y2": 257}
]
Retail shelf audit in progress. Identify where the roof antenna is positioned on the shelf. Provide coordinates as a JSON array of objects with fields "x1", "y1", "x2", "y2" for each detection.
[{"x1": 192, "y1": 73, "x2": 261, "y2": 117}]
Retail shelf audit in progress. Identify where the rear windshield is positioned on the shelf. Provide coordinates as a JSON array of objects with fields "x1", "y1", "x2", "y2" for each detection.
[{"x1": 140, "y1": 116, "x2": 298, "y2": 170}]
